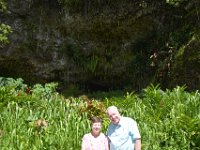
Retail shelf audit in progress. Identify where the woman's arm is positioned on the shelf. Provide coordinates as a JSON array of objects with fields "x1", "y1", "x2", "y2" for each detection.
[
  {"x1": 104, "y1": 136, "x2": 110, "y2": 150},
  {"x1": 81, "y1": 134, "x2": 89, "y2": 150}
]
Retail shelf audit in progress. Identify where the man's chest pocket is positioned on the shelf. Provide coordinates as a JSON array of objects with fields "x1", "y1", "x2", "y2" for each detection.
[{"x1": 113, "y1": 127, "x2": 129, "y2": 140}]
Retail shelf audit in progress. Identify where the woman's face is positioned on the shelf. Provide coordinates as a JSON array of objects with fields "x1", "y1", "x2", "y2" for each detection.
[{"x1": 91, "y1": 122, "x2": 102, "y2": 134}]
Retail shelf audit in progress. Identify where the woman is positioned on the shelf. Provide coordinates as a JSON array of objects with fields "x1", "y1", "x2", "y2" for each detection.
[{"x1": 81, "y1": 116, "x2": 109, "y2": 150}]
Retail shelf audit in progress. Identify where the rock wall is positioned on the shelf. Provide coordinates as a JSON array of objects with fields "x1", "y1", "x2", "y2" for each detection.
[{"x1": 0, "y1": 0, "x2": 199, "y2": 91}]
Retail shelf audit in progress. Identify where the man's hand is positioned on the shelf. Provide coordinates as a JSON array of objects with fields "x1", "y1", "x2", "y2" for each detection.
[{"x1": 135, "y1": 138, "x2": 141, "y2": 150}]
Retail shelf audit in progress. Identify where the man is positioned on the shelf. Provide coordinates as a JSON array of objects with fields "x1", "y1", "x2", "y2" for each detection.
[{"x1": 106, "y1": 106, "x2": 141, "y2": 150}]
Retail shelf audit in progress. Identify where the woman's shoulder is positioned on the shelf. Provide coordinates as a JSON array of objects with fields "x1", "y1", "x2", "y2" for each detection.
[
  {"x1": 83, "y1": 133, "x2": 107, "y2": 140},
  {"x1": 99, "y1": 133, "x2": 108, "y2": 138},
  {"x1": 82, "y1": 133, "x2": 91, "y2": 140},
  {"x1": 99, "y1": 133, "x2": 106, "y2": 136}
]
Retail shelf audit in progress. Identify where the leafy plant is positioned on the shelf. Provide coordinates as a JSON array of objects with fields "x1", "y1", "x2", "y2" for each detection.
[
  {"x1": 32, "y1": 82, "x2": 58, "y2": 100},
  {"x1": 0, "y1": 77, "x2": 200, "y2": 149}
]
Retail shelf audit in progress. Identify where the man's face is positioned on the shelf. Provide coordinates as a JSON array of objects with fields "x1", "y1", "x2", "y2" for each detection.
[
  {"x1": 107, "y1": 109, "x2": 121, "y2": 125},
  {"x1": 92, "y1": 122, "x2": 102, "y2": 134}
]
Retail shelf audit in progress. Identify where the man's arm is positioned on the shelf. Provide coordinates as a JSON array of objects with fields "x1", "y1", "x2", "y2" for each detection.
[{"x1": 134, "y1": 138, "x2": 141, "y2": 150}]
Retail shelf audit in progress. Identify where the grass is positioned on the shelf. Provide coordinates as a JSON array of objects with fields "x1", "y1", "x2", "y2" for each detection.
[{"x1": 0, "y1": 78, "x2": 200, "y2": 149}]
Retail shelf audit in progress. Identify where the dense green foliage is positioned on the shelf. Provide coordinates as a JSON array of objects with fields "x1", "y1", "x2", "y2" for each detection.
[{"x1": 0, "y1": 77, "x2": 199, "y2": 149}]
